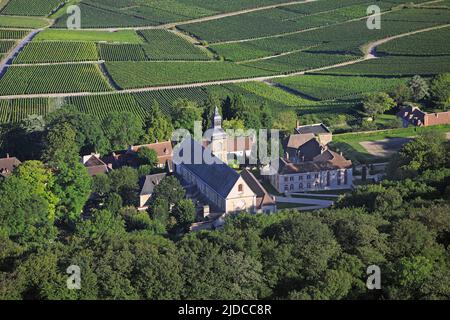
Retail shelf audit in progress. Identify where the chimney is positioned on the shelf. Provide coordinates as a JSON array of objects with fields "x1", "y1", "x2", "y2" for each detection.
[{"x1": 296, "y1": 120, "x2": 300, "y2": 128}]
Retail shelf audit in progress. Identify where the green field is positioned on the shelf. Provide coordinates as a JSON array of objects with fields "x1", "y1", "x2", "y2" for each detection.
[
  {"x1": 332, "y1": 124, "x2": 450, "y2": 163},
  {"x1": 0, "y1": 15, "x2": 49, "y2": 28},
  {"x1": 34, "y1": 29, "x2": 144, "y2": 43}
]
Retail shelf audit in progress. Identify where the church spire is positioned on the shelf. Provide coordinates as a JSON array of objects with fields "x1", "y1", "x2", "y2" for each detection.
[{"x1": 213, "y1": 106, "x2": 222, "y2": 129}]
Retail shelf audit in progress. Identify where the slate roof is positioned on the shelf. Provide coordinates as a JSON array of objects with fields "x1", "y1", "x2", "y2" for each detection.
[
  {"x1": 294, "y1": 123, "x2": 331, "y2": 135},
  {"x1": 174, "y1": 137, "x2": 240, "y2": 199},
  {"x1": 140, "y1": 173, "x2": 167, "y2": 196}
]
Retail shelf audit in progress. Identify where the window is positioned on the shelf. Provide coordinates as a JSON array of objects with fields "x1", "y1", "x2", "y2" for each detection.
[
  {"x1": 284, "y1": 185, "x2": 289, "y2": 191},
  {"x1": 290, "y1": 184, "x2": 294, "y2": 190},
  {"x1": 284, "y1": 177, "x2": 288, "y2": 182},
  {"x1": 307, "y1": 183, "x2": 311, "y2": 189},
  {"x1": 327, "y1": 171, "x2": 331, "y2": 186},
  {"x1": 299, "y1": 183, "x2": 303, "y2": 189},
  {"x1": 307, "y1": 174, "x2": 311, "y2": 180},
  {"x1": 344, "y1": 170, "x2": 348, "y2": 185},
  {"x1": 315, "y1": 173, "x2": 319, "y2": 179},
  {"x1": 238, "y1": 184, "x2": 243, "y2": 192},
  {"x1": 299, "y1": 175, "x2": 303, "y2": 180},
  {"x1": 290, "y1": 176, "x2": 294, "y2": 181}
]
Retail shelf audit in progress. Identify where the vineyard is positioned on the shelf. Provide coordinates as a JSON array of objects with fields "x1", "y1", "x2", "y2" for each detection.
[
  {"x1": 1, "y1": 0, "x2": 63, "y2": 17},
  {"x1": 240, "y1": 51, "x2": 359, "y2": 73},
  {"x1": 0, "y1": 97, "x2": 58, "y2": 122},
  {"x1": 0, "y1": 64, "x2": 112, "y2": 95},
  {"x1": 105, "y1": 61, "x2": 273, "y2": 88},
  {"x1": 377, "y1": 26, "x2": 450, "y2": 56},
  {"x1": 0, "y1": 39, "x2": 14, "y2": 53},
  {"x1": 180, "y1": 0, "x2": 376, "y2": 43},
  {"x1": 139, "y1": 30, "x2": 209, "y2": 61},
  {"x1": 14, "y1": 42, "x2": 99, "y2": 63},
  {"x1": 66, "y1": 94, "x2": 148, "y2": 125},
  {"x1": 275, "y1": 75, "x2": 408, "y2": 100},
  {"x1": 98, "y1": 43, "x2": 147, "y2": 61},
  {"x1": 0, "y1": 29, "x2": 27, "y2": 39},
  {"x1": 317, "y1": 55, "x2": 450, "y2": 76},
  {"x1": 211, "y1": 7, "x2": 450, "y2": 62}
]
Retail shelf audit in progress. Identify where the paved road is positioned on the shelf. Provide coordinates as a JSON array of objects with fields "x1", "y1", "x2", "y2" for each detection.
[{"x1": 275, "y1": 196, "x2": 334, "y2": 207}]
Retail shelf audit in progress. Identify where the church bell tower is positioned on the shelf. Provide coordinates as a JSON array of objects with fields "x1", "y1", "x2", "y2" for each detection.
[{"x1": 210, "y1": 106, "x2": 228, "y2": 163}]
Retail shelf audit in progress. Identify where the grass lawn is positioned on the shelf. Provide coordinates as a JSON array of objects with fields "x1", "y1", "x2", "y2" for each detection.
[
  {"x1": 331, "y1": 124, "x2": 450, "y2": 164},
  {"x1": 34, "y1": 29, "x2": 144, "y2": 43},
  {"x1": 0, "y1": 15, "x2": 49, "y2": 28}
]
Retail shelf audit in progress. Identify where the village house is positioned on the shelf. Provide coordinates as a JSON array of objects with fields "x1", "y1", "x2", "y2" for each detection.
[
  {"x1": 294, "y1": 122, "x2": 333, "y2": 145},
  {"x1": 284, "y1": 123, "x2": 332, "y2": 163},
  {"x1": 0, "y1": 154, "x2": 21, "y2": 178},
  {"x1": 241, "y1": 169, "x2": 277, "y2": 213},
  {"x1": 397, "y1": 105, "x2": 450, "y2": 127},
  {"x1": 268, "y1": 122, "x2": 353, "y2": 193},
  {"x1": 268, "y1": 150, "x2": 353, "y2": 193},
  {"x1": 102, "y1": 141, "x2": 173, "y2": 171},
  {"x1": 138, "y1": 172, "x2": 167, "y2": 210},
  {"x1": 82, "y1": 153, "x2": 109, "y2": 176}
]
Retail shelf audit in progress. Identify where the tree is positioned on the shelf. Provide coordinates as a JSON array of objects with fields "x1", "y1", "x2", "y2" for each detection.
[
  {"x1": 430, "y1": 73, "x2": 450, "y2": 110},
  {"x1": 47, "y1": 107, "x2": 110, "y2": 155},
  {"x1": 52, "y1": 160, "x2": 92, "y2": 223},
  {"x1": 408, "y1": 75, "x2": 429, "y2": 102},
  {"x1": 387, "y1": 130, "x2": 448, "y2": 179},
  {"x1": 151, "y1": 176, "x2": 185, "y2": 207},
  {"x1": 42, "y1": 122, "x2": 79, "y2": 165},
  {"x1": 0, "y1": 161, "x2": 59, "y2": 246},
  {"x1": 172, "y1": 99, "x2": 202, "y2": 133},
  {"x1": 103, "y1": 112, "x2": 144, "y2": 150},
  {"x1": 391, "y1": 83, "x2": 412, "y2": 105},
  {"x1": 130, "y1": 233, "x2": 183, "y2": 299},
  {"x1": 108, "y1": 167, "x2": 139, "y2": 206},
  {"x1": 202, "y1": 95, "x2": 221, "y2": 131},
  {"x1": 142, "y1": 100, "x2": 173, "y2": 143},
  {"x1": 223, "y1": 118, "x2": 245, "y2": 131},
  {"x1": 92, "y1": 173, "x2": 111, "y2": 196},
  {"x1": 361, "y1": 92, "x2": 396, "y2": 119},
  {"x1": 172, "y1": 199, "x2": 196, "y2": 231},
  {"x1": 136, "y1": 147, "x2": 158, "y2": 168}
]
